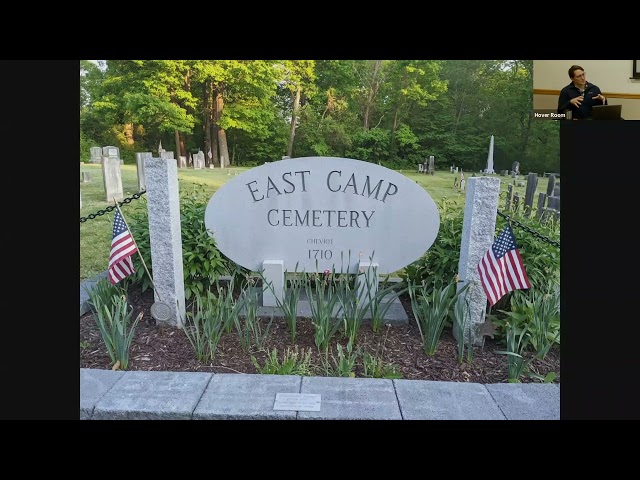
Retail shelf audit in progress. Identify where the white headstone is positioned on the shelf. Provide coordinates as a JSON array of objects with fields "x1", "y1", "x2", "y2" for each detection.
[
  {"x1": 485, "y1": 135, "x2": 495, "y2": 174},
  {"x1": 101, "y1": 156, "x2": 123, "y2": 202},
  {"x1": 102, "y1": 146, "x2": 120, "y2": 159},
  {"x1": 135, "y1": 152, "x2": 152, "y2": 191},
  {"x1": 90, "y1": 146, "x2": 102, "y2": 163}
]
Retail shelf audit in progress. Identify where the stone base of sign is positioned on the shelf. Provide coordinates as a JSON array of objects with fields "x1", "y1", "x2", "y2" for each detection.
[
  {"x1": 249, "y1": 286, "x2": 408, "y2": 325},
  {"x1": 262, "y1": 260, "x2": 284, "y2": 307},
  {"x1": 357, "y1": 261, "x2": 378, "y2": 303}
]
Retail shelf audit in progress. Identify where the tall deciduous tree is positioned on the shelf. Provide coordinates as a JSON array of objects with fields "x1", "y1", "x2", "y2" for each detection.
[
  {"x1": 97, "y1": 60, "x2": 196, "y2": 161},
  {"x1": 277, "y1": 61, "x2": 316, "y2": 157},
  {"x1": 193, "y1": 60, "x2": 280, "y2": 166}
]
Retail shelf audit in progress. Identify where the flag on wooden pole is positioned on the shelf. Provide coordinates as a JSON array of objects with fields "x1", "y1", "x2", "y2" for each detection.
[
  {"x1": 477, "y1": 224, "x2": 531, "y2": 306},
  {"x1": 108, "y1": 209, "x2": 139, "y2": 284}
]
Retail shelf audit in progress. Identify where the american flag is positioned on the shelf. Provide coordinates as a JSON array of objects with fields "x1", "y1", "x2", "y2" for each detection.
[
  {"x1": 477, "y1": 224, "x2": 531, "y2": 307},
  {"x1": 108, "y1": 209, "x2": 139, "y2": 285}
]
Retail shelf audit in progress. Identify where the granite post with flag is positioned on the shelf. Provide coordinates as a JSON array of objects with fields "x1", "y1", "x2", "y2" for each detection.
[{"x1": 477, "y1": 223, "x2": 531, "y2": 307}]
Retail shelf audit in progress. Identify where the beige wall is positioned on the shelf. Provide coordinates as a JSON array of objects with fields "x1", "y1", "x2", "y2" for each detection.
[{"x1": 533, "y1": 60, "x2": 640, "y2": 120}]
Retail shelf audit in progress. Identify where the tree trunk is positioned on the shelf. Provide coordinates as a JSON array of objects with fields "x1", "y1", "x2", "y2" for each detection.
[
  {"x1": 203, "y1": 82, "x2": 212, "y2": 167},
  {"x1": 211, "y1": 123, "x2": 219, "y2": 167},
  {"x1": 363, "y1": 60, "x2": 382, "y2": 130},
  {"x1": 215, "y1": 90, "x2": 230, "y2": 168},
  {"x1": 287, "y1": 86, "x2": 301, "y2": 157},
  {"x1": 211, "y1": 84, "x2": 220, "y2": 167},
  {"x1": 520, "y1": 112, "x2": 532, "y2": 156},
  {"x1": 390, "y1": 108, "x2": 401, "y2": 157},
  {"x1": 124, "y1": 123, "x2": 134, "y2": 145},
  {"x1": 174, "y1": 129, "x2": 181, "y2": 164},
  {"x1": 179, "y1": 135, "x2": 187, "y2": 166}
]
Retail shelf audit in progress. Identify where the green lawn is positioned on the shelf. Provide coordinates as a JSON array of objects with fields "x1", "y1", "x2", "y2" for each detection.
[{"x1": 80, "y1": 163, "x2": 553, "y2": 282}]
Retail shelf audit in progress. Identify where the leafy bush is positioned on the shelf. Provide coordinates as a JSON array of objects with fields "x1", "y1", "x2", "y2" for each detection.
[
  {"x1": 345, "y1": 128, "x2": 391, "y2": 164},
  {"x1": 403, "y1": 198, "x2": 465, "y2": 293},
  {"x1": 127, "y1": 187, "x2": 232, "y2": 299},
  {"x1": 492, "y1": 284, "x2": 560, "y2": 358},
  {"x1": 80, "y1": 130, "x2": 98, "y2": 163}
]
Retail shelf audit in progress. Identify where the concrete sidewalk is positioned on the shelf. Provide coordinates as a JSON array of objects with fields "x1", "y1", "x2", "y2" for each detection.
[{"x1": 80, "y1": 368, "x2": 560, "y2": 420}]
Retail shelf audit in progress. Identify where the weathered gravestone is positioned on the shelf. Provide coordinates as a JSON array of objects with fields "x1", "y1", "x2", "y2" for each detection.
[
  {"x1": 103, "y1": 146, "x2": 122, "y2": 164},
  {"x1": 546, "y1": 174, "x2": 556, "y2": 198},
  {"x1": 427, "y1": 156, "x2": 435, "y2": 175},
  {"x1": 89, "y1": 147, "x2": 102, "y2": 164},
  {"x1": 485, "y1": 135, "x2": 495, "y2": 174},
  {"x1": 523, "y1": 172, "x2": 538, "y2": 218},
  {"x1": 101, "y1": 156, "x2": 123, "y2": 202},
  {"x1": 194, "y1": 150, "x2": 205, "y2": 169},
  {"x1": 135, "y1": 152, "x2": 152, "y2": 191},
  {"x1": 204, "y1": 157, "x2": 440, "y2": 310}
]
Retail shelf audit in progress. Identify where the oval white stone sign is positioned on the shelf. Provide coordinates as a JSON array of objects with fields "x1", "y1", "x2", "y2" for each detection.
[{"x1": 204, "y1": 157, "x2": 440, "y2": 273}]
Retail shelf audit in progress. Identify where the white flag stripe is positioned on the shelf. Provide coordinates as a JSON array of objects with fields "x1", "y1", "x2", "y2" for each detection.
[
  {"x1": 511, "y1": 250, "x2": 530, "y2": 288},
  {"x1": 477, "y1": 261, "x2": 494, "y2": 305},
  {"x1": 487, "y1": 251, "x2": 507, "y2": 298},
  {"x1": 506, "y1": 251, "x2": 526, "y2": 288},
  {"x1": 479, "y1": 255, "x2": 499, "y2": 305},
  {"x1": 503, "y1": 255, "x2": 517, "y2": 291},
  {"x1": 487, "y1": 254, "x2": 505, "y2": 303},
  {"x1": 110, "y1": 257, "x2": 134, "y2": 282},
  {"x1": 109, "y1": 243, "x2": 137, "y2": 266}
]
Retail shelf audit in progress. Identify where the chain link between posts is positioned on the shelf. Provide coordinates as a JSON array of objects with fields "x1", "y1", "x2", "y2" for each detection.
[
  {"x1": 497, "y1": 209, "x2": 560, "y2": 249},
  {"x1": 80, "y1": 191, "x2": 146, "y2": 223}
]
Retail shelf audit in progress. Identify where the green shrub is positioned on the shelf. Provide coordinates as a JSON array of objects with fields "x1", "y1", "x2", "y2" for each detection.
[
  {"x1": 80, "y1": 131, "x2": 98, "y2": 163},
  {"x1": 492, "y1": 284, "x2": 560, "y2": 359},
  {"x1": 127, "y1": 187, "x2": 232, "y2": 299},
  {"x1": 403, "y1": 198, "x2": 465, "y2": 293}
]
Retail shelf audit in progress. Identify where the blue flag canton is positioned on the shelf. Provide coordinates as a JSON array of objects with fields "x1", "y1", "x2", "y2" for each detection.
[
  {"x1": 492, "y1": 226, "x2": 518, "y2": 259},
  {"x1": 112, "y1": 211, "x2": 128, "y2": 237}
]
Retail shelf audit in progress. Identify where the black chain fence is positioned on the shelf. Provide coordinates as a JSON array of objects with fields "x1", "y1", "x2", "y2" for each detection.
[
  {"x1": 497, "y1": 209, "x2": 560, "y2": 249},
  {"x1": 79, "y1": 191, "x2": 146, "y2": 223}
]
